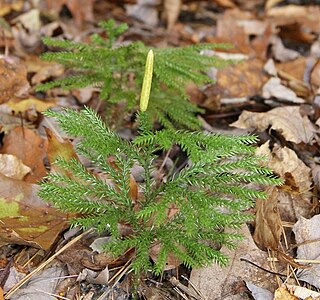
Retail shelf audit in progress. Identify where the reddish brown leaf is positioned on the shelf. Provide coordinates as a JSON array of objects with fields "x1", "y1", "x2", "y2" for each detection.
[{"x1": 0, "y1": 127, "x2": 47, "y2": 183}]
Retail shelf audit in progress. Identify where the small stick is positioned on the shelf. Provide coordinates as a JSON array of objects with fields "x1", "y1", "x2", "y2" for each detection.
[{"x1": 170, "y1": 277, "x2": 201, "y2": 300}]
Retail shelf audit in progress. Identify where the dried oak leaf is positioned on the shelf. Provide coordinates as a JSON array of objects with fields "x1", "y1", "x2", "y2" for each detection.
[
  {"x1": 0, "y1": 127, "x2": 48, "y2": 183},
  {"x1": 0, "y1": 59, "x2": 29, "y2": 104},
  {"x1": 253, "y1": 187, "x2": 282, "y2": 251},
  {"x1": 274, "y1": 285, "x2": 299, "y2": 300},
  {"x1": 0, "y1": 173, "x2": 69, "y2": 250},
  {"x1": 231, "y1": 106, "x2": 315, "y2": 144}
]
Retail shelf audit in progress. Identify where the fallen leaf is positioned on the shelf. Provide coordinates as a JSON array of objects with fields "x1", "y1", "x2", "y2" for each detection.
[
  {"x1": 204, "y1": 58, "x2": 267, "y2": 109},
  {"x1": 262, "y1": 77, "x2": 305, "y2": 103},
  {"x1": 270, "y1": 36, "x2": 300, "y2": 62},
  {"x1": 311, "y1": 60, "x2": 320, "y2": 90},
  {"x1": 293, "y1": 215, "x2": 320, "y2": 289},
  {"x1": 256, "y1": 142, "x2": 312, "y2": 222},
  {"x1": 126, "y1": 0, "x2": 160, "y2": 26},
  {"x1": 274, "y1": 285, "x2": 298, "y2": 300},
  {"x1": 4, "y1": 97, "x2": 56, "y2": 114},
  {"x1": 0, "y1": 154, "x2": 31, "y2": 180},
  {"x1": 0, "y1": 173, "x2": 69, "y2": 250},
  {"x1": 0, "y1": 59, "x2": 29, "y2": 103},
  {"x1": 253, "y1": 187, "x2": 282, "y2": 251},
  {"x1": 190, "y1": 225, "x2": 279, "y2": 300},
  {"x1": 12, "y1": 9, "x2": 41, "y2": 32},
  {"x1": 7, "y1": 266, "x2": 66, "y2": 300},
  {"x1": 0, "y1": 127, "x2": 48, "y2": 183},
  {"x1": 246, "y1": 282, "x2": 273, "y2": 300},
  {"x1": 164, "y1": 0, "x2": 181, "y2": 31},
  {"x1": 24, "y1": 56, "x2": 64, "y2": 85},
  {"x1": 231, "y1": 106, "x2": 315, "y2": 144},
  {"x1": 0, "y1": 0, "x2": 23, "y2": 17},
  {"x1": 45, "y1": 0, "x2": 94, "y2": 27}
]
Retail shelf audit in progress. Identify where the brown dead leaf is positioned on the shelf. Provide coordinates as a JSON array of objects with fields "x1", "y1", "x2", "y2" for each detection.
[
  {"x1": 164, "y1": 0, "x2": 181, "y2": 31},
  {"x1": 0, "y1": 154, "x2": 31, "y2": 180},
  {"x1": 0, "y1": 59, "x2": 29, "y2": 104},
  {"x1": 0, "y1": 173, "x2": 69, "y2": 250},
  {"x1": 231, "y1": 106, "x2": 315, "y2": 144},
  {"x1": 253, "y1": 187, "x2": 282, "y2": 250},
  {"x1": 203, "y1": 58, "x2": 267, "y2": 109},
  {"x1": 256, "y1": 142, "x2": 312, "y2": 222},
  {"x1": 0, "y1": 127, "x2": 48, "y2": 183}
]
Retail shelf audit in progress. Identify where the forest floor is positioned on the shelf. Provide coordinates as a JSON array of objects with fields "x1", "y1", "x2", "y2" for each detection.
[{"x1": 0, "y1": 0, "x2": 320, "y2": 299}]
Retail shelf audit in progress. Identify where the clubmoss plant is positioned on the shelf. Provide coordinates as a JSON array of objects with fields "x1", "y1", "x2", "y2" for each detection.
[
  {"x1": 37, "y1": 19, "x2": 232, "y2": 130},
  {"x1": 39, "y1": 50, "x2": 282, "y2": 276}
]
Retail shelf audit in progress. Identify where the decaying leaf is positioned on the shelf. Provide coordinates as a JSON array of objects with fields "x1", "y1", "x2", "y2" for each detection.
[
  {"x1": 0, "y1": 0, "x2": 23, "y2": 17},
  {"x1": 253, "y1": 187, "x2": 282, "y2": 250},
  {"x1": 0, "y1": 154, "x2": 31, "y2": 180},
  {"x1": 256, "y1": 142, "x2": 312, "y2": 221},
  {"x1": 0, "y1": 174, "x2": 69, "y2": 250},
  {"x1": 0, "y1": 127, "x2": 48, "y2": 183},
  {"x1": 231, "y1": 106, "x2": 315, "y2": 144},
  {"x1": 293, "y1": 215, "x2": 320, "y2": 289},
  {"x1": 0, "y1": 59, "x2": 29, "y2": 103}
]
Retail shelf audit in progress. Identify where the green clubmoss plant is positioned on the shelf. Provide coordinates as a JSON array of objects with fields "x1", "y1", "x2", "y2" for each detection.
[
  {"x1": 37, "y1": 19, "x2": 231, "y2": 130},
  {"x1": 39, "y1": 50, "x2": 282, "y2": 276}
]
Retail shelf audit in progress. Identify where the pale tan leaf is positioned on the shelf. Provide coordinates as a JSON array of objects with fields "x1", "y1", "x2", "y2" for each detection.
[
  {"x1": 231, "y1": 106, "x2": 315, "y2": 144},
  {"x1": 164, "y1": 0, "x2": 181, "y2": 31},
  {"x1": 0, "y1": 154, "x2": 31, "y2": 180}
]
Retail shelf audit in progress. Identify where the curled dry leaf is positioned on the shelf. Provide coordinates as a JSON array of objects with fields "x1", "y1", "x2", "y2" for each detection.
[
  {"x1": 0, "y1": 174, "x2": 69, "y2": 250},
  {"x1": 256, "y1": 141, "x2": 312, "y2": 221},
  {"x1": 0, "y1": 127, "x2": 48, "y2": 183},
  {"x1": 0, "y1": 154, "x2": 31, "y2": 180},
  {"x1": 231, "y1": 106, "x2": 315, "y2": 144},
  {"x1": 0, "y1": 59, "x2": 29, "y2": 103},
  {"x1": 253, "y1": 187, "x2": 282, "y2": 251}
]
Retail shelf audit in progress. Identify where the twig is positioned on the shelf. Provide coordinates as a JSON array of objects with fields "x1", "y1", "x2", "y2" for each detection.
[
  {"x1": 169, "y1": 277, "x2": 202, "y2": 300},
  {"x1": 240, "y1": 258, "x2": 287, "y2": 278}
]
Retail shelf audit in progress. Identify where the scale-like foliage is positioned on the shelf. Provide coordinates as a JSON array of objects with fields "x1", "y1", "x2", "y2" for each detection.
[
  {"x1": 37, "y1": 19, "x2": 231, "y2": 129},
  {"x1": 39, "y1": 106, "x2": 282, "y2": 276}
]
